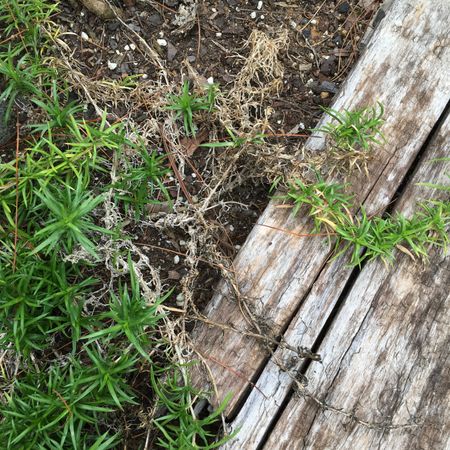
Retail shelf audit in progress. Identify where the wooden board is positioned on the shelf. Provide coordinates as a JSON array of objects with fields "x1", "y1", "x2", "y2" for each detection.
[
  {"x1": 190, "y1": 0, "x2": 450, "y2": 419},
  {"x1": 263, "y1": 112, "x2": 450, "y2": 450}
]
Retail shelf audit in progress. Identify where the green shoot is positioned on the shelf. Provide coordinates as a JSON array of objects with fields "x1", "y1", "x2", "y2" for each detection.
[
  {"x1": 150, "y1": 365, "x2": 236, "y2": 449},
  {"x1": 31, "y1": 177, "x2": 110, "y2": 258},
  {"x1": 166, "y1": 81, "x2": 216, "y2": 136},
  {"x1": 278, "y1": 177, "x2": 449, "y2": 267},
  {"x1": 114, "y1": 146, "x2": 172, "y2": 219},
  {"x1": 316, "y1": 102, "x2": 385, "y2": 152}
]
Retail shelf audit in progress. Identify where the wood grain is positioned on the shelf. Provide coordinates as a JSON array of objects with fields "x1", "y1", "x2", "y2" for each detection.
[
  {"x1": 190, "y1": 0, "x2": 450, "y2": 420},
  {"x1": 264, "y1": 112, "x2": 450, "y2": 450}
]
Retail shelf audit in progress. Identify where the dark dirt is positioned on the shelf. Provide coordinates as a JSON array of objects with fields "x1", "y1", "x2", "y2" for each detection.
[{"x1": 58, "y1": 0, "x2": 378, "y2": 304}]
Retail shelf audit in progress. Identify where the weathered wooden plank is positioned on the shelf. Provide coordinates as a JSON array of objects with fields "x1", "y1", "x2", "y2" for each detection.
[
  {"x1": 230, "y1": 109, "x2": 450, "y2": 449},
  {"x1": 263, "y1": 113, "x2": 450, "y2": 449},
  {"x1": 191, "y1": 0, "x2": 450, "y2": 418}
]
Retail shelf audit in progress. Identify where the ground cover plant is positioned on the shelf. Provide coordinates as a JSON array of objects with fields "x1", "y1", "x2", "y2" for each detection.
[
  {"x1": 0, "y1": 1, "x2": 237, "y2": 448},
  {"x1": 278, "y1": 175, "x2": 449, "y2": 267}
]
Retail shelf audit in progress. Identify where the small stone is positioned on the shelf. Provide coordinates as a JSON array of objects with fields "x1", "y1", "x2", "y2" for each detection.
[
  {"x1": 124, "y1": 44, "x2": 130, "y2": 51},
  {"x1": 337, "y1": 2, "x2": 350, "y2": 14},
  {"x1": 176, "y1": 292, "x2": 185, "y2": 307},
  {"x1": 179, "y1": 240, "x2": 187, "y2": 246},
  {"x1": 81, "y1": 31, "x2": 89, "y2": 41},
  {"x1": 216, "y1": 32, "x2": 222, "y2": 37},
  {"x1": 106, "y1": 21, "x2": 120, "y2": 32},
  {"x1": 148, "y1": 13, "x2": 163, "y2": 26},
  {"x1": 167, "y1": 41, "x2": 177, "y2": 61},
  {"x1": 168, "y1": 270, "x2": 181, "y2": 280},
  {"x1": 187, "y1": 55, "x2": 196, "y2": 63},
  {"x1": 207, "y1": 76, "x2": 214, "y2": 84},
  {"x1": 130, "y1": 43, "x2": 136, "y2": 50},
  {"x1": 157, "y1": 38, "x2": 167, "y2": 47},
  {"x1": 320, "y1": 80, "x2": 338, "y2": 94},
  {"x1": 250, "y1": 11, "x2": 257, "y2": 19},
  {"x1": 257, "y1": 1, "x2": 263, "y2": 10},
  {"x1": 128, "y1": 23, "x2": 141, "y2": 33},
  {"x1": 320, "y1": 55, "x2": 337, "y2": 75},
  {"x1": 333, "y1": 33, "x2": 343, "y2": 47},
  {"x1": 302, "y1": 29, "x2": 311, "y2": 39},
  {"x1": 174, "y1": 255, "x2": 180, "y2": 264},
  {"x1": 107, "y1": 61, "x2": 118, "y2": 70},
  {"x1": 320, "y1": 91, "x2": 330, "y2": 99}
]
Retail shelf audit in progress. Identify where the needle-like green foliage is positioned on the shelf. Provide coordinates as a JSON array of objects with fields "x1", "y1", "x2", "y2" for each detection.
[
  {"x1": 83, "y1": 257, "x2": 167, "y2": 359},
  {"x1": 150, "y1": 366, "x2": 236, "y2": 449},
  {"x1": 166, "y1": 81, "x2": 217, "y2": 136},
  {"x1": 316, "y1": 102, "x2": 385, "y2": 151},
  {"x1": 279, "y1": 177, "x2": 449, "y2": 267},
  {"x1": 31, "y1": 177, "x2": 110, "y2": 258},
  {"x1": 114, "y1": 146, "x2": 172, "y2": 218}
]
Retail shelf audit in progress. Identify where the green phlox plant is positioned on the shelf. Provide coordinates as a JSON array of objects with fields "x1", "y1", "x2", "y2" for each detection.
[
  {"x1": 316, "y1": 102, "x2": 385, "y2": 151},
  {"x1": 279, "y1": 176, "x2": 449, "y2": 267},
  {"x1": 83, "y1": 257, "x2": 168, "y2": 359},
  {"x1": 150, "y1": 365, "x2": 236, "y2": 450},
  {"x1": 114, "y1": 146, "x2": 172, "y2": 219},
  {"x1": 166, "y1": 81, "x2": 217, "y2": 136},
  {"x1": 31, "y1": 177, "x2": 110, "y2": 258}
]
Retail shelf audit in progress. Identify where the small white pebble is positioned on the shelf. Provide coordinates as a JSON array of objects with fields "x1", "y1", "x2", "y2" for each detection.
[
  {"x1": 215, "y1": 32, "x2": 222, "y2": 37},
  {"x1": 179, "y1": 240, "x2": 187, "y2": 246},
  {"x1": 211, "y1": 7, "x2": 217, "y2": 12},
  {"x1": 81, "y1": 31, "x2": 89, "y2": 41},
  {"x1": 235, "y1": 245, "x2": 241, "y2": 250},
  {"x1": 311, "y1": 19, "x2": 317, "y2": 25},
  {"x1": 299, "y1": 122, "x2": 305, "y2": 130},
  {"x1": 157, "y1": 38, "x2": 167, "y2": 47},
  {"x1": 290, "y1": 20, "x2": 297, "y2": 29},
  {"x1": 107, "y1": 61, "x2": 118, "y2": 70},
  {"x1": 207, "y1": 76, "x2": 214, "y2": 84},
  {"x1": 174, "y1": 255, "x2": 180, "y2": 264},
  {"x1": 130, "y1": 43, "x2": 136, "y2": 50},
  {"x1": 260, "y1": 14, "x2": 265, "y2": 19},
  {"x1": 124, "y1": 44, "x2": 130, "y2": 51},
  {"x1": 141, "y1": 74, "x2": 148, "y2": 79},
  {"x1": 176, "y1": 293, "x2": 185, "y2": 306},
  {"x1": 158, "y1": 31, "x2": 164, "y2": 37},
  {"x1": 250, "y1": 11, "x2": 257, "y2": 19},
  {"x1": 191, "y1": 173, "x2": 197, "y2": 178},
  {"x1": 257, "y1": 0, "x2": 263, "y2": 9},
  {"x1": 229, "y1": 225, "x2": 235, "y2": 232},
  {"x1": 277, "y1": 119, "x2": 282, "y2": 124}
]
